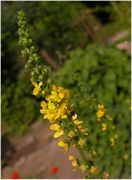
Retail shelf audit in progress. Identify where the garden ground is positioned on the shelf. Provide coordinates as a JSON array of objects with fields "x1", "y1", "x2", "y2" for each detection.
[{"x1": 2, "y1": 120, "x2": 84, "y2": 179}]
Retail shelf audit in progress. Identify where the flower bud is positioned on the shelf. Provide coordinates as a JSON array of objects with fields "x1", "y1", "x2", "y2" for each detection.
[
  {"x1": 30, "y1": 46, "x2": 35, "y2": 53},
  {"x1": 21, "y1": 50, "x2": 26, "y2": 57},
  {"x1": 43, "y1": 68, "x2": 48, "y2": 74},
  {"x1": 28, "y1": 39, "x2": 32, "y2": 45},
  {"x1": 23, "y1": 38, "x2": 28, "y2": 46},
  {"x1": 47, "y1": 79, "x2": 51, "y2": 85},
  {"x1": 39, "y1": 75, "x2": 43, "y2": 81},
  {"x1": 25, "y1": 64, "x2": 29, "y2": 69}
]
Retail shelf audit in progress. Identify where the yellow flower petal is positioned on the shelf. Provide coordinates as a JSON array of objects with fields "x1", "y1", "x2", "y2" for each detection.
[
  {"x1": 50, "y1": 124, "x2": 60, "y2": 131},
  {"x1": 58, "y1": 139, "x2": 69, "y2": 152},
  {"x1": 72, "y1": 114, "x2": 77, "y2": 121},
  {"x1": 90, "y1": 166, "x2": 98, "y2": 174},
  {"x1": 68, "y1": 131, "x2": 75, "y2": 138},
  {"x1": 38, "y1": 82, "x2": 43, "y2": 87},
  {"x1": 32, "y1": 81, "x2": 37, "y2": 87},
  {"x1": 40, "y1": 101, "x2": 47, "y2": 108},
  {"x1": 74, "y1": 120, "x2": 83, "y2": 125},
  {"x1": 33, "y1": 88, "x2": 39, "y2": 96},
  {"x1": 72, "y1": 160, "x2": 77, "y2": 167},
  {"x1": 69, "y1": 156, "x2": 78, "y2": 167},
  {"x1": 101, "y1": 123, "x2": 107, "y2": 131},
  {"x1": 78, "y1": 139, "x2": 86, "y2": 147},
  {"x1": 53, "y1": 129, "x2": 64, "y2": 138},
  {"x1": 80, "y1": 164, "x2": 88, "y2": 172}
]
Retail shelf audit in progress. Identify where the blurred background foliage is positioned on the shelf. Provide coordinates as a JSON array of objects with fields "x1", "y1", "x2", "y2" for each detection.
[
  {"x1": 54, "y1": 44, "x2": 131, "y2": 178},
  {"x1": 1, "y1": 1, "x2": 131, "y2": 178}
]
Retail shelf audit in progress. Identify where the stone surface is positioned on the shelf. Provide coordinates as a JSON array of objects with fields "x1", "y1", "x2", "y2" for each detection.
[{"x1": 2, "y1": 120, "x2": 84, "y2": 179}]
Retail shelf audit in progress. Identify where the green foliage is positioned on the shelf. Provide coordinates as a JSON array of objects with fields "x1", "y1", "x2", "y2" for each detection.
[
  {"x1": 54, "y1": 44, "x2": 131, "y2": 178},
  {"x1": 2, "y1": 72, "x2": 39, "y2": 136},
  {"x1": 1, "y1": 2, "x2": 131, "y2": 177},
  {"x1": 90, "y1": 1, "x2": 131, "y2": 41},
  {"x1": 2, "y1": 1, "x2": 85, "y2": 67},
  {"x1": 2, "y1": 2, "x2": 85, "y2": 136}
]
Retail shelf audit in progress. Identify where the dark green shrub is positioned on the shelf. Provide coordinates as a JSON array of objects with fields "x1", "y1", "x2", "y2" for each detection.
[
  {"x1": 54, "y1": 44, "x2": 131, "y2": 178},
  {"x1": 2, "y1": 73, "x2": 39, "y2": 136}
]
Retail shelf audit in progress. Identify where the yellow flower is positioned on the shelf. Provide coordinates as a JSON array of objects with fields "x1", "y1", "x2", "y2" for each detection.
[
  {"x1": 50, "y1": 123, "x2": 60, "y2": 131},
  {"x1": 78, "y1": 139, "x2": 86, "y2": 147},
  {"x1": 72, "y1": 161, "x2": 78, "y2": 167},
  {"x1": 52, "y1": 84, "x2": 58, "y2": 91},
  {"x1": 90, "y1": 166, "x2": 98, "y2": 174},
  {"x1": 123, "y1": 154, "x2": 129, "y2": 160},
  {"x1": 53, "y1": 129, "x2": 64, "y2": 138},
  {"x1": 48, "y1": 101, "x2": 56, "y2": 110},
  {"x1": 72, "y1": 114, "x2": 77, "y2": 121},
  {"x1": 91, "y1": 150, "x2": 97, "y2": 157},
  {"x1": 44, "y1": 112, "x2": 57, "y2": 123},
  {"x1": 46, "y1": 85, "x2": 69, "y2": 103},
  {"x1": 46, "y1": 90, "x2": 58, "y2": 102},
  {"x1": 41, "y1": 90, "x2": 45, "y2": 95},
  {"x1": 74, "y1": 120, "x2": 83, "y2": 126},
  {"x1": 106, "y1": 115, "x2": 112, "y2": 121},
  {"x1": 98, "y1": 104, "x2": 105, "y2": 109},
  {"x1": 69, "y1": 156, "x2": 78, "y2": 167},
  {"x1": 47, "y1": 90, "x2": 64, "y2": 102},
  {"x1": 80, "y1": 164, "x2": 88, "y2": 172},
  {"x1": 96, "y1": 104, "x2": 106, "y2": 121},
  {"x1": 80, "y1": 128, "x2": 88, "y2": 135},
  {"x1": 40, "y1": 101, "x2": 47, "y2": 109},
  {"x1": 68, "y1": 131, "x2": 75, "y2": 138},
  {"x1": 57, "y1": 103, "x2": 68, "y2": 119},
  {"x1": 40, "y1": 101, "x2": 47, "y2": 115},
  {"x1": 63, "y1": 89, "x2": 71, "y2": 101},
  {"x1": 110, "y1": 138, "x2": 115, "y2": 146},
  {"x1": 96, "y1": 110, "x2": 105, "y2": 121},
  {"x1": 58, "y1": 139, "x2": 69, "y2": 152},
  {"x1": 77, "y1": 125, "x2": 83, "y2": 129},
  {"x1": 40, "y1": 109, "x2": 44, "y2": 114},
  {"x1": 58, "y1": 92, "x2": 64, "y2": 100},
  {"x1": 101, "y1": 123, "x2": 107, "y2": 131},
  {"x1": 40, "y1": 101, "x2": 57, "y2": 122},
  {"x1": 40, "y1": 101, "x2": 57, "y2": 123},
  {"x1": 32, "y1": 81, "x2": 43, "y2": 96}
]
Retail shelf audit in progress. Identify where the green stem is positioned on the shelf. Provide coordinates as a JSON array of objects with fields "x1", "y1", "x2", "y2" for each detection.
[{"x1": 77, "y1": 145, "x2": 88, "y2": 164}]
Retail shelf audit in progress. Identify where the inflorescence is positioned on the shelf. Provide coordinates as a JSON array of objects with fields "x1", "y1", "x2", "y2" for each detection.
[{"x1": 17, "y1": 10, "x2": 120, "y2": 179}]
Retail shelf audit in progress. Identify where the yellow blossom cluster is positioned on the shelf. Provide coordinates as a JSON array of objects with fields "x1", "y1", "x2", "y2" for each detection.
[
  {"x1": 110, "y1": 138, "x2": 115, "y2": 146},
  {"x1": 101, "y1": 123, "x2": 107, "y2": 131},
  {"x1": 96, "y1": 104, "x2": 117, "y2": 148},
  {"x1": 18, "y1": 11, "x2": 117, "y2": 178},
  {"x1": 39, "y1": 85, "x2": 70, "y2": 123},
  {"x1": 32, "y1": 81, "x2": 43, "y2": 96},
  {"x1": 96, "y1": 104, "x2": 105, "y2": 121},
  {"x1": 31, "y1": 81, "x2": 115, "y2": 175},
  {"x1": 96, "y1": 104, "x2": 112, "y2": 122},
  {"x1": 80, "y1": 164, "x2": 88, "y2": 172},
  {"x1": 58, "y1": 139, "x2": 69, "y2": 152},
  {"x1": 72, "y1": 114, "x2": 88, "y2": 136},
  {"x1": 96, "y1": 104, "x2": 107, "y2": 131},
  {"x1": 69, "y1": 156, "x2": 78, "y2": 167},
  {"x1": 89, "y1": 166, "x2": 98, "y2": 175},
  {"x1": 32, "y1": 82, "x2": 91, "y2": 173},
  {"x1": 68, "y1": 156, "x2": 88, "y2": 173},
  {"x1": 96, "y1": 104, "x2": 113, "y2": 131}
]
